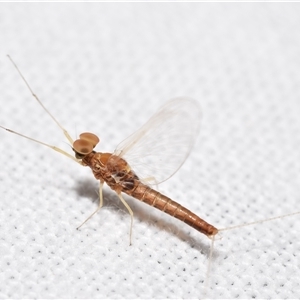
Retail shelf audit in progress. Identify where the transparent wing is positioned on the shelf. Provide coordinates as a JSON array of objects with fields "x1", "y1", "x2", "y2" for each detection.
[{"x1": 112, "y1": 97, "x2": 201, "y2": 185}]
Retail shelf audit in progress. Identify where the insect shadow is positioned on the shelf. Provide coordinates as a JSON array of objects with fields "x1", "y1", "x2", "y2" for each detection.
[{"x1": 73, "y1": 178, "x2": 210, "y2": 255}]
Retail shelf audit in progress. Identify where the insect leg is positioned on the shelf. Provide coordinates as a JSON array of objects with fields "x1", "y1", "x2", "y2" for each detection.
[
  {"x1": 77, "y1": 181, "x2": 104, "y2": 230},
  {"x1": 0, "y1": 125, "x2": 80, "y2": 164},
  {"x1": 7, "y1": 55, "x2": 74, "y2": 145},
  {"x1": 117, "y1": 193, "x2": 134, "y2": 245}
]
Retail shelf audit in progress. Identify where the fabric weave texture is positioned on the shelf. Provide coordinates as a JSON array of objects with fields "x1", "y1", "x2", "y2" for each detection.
[{"x1": 0, "y1": 3, "x2": 299, "y2": 299}]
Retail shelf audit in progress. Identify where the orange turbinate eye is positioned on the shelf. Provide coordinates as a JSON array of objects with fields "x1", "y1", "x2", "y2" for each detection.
[
  {"x1": 79, "y1": 132, "x2": 100, "y2": 147},
  {"x1": 73, "y1": 139, "x2": 93, "y2": 155}
]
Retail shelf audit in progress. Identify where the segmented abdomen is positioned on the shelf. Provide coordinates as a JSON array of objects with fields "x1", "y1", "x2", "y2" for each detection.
[{"x1": 130, "y1": 183, "x2": 218, "y2": 237}]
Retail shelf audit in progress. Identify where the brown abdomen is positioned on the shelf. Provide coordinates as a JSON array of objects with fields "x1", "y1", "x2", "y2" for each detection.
[{"x1": 130, "y1": 183, "x2": 218, "y2": 237}]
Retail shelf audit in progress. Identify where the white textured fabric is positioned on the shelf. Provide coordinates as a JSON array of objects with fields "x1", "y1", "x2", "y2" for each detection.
[{"x1": 0, "y1": 3, "x2": 300, "y2": 299}]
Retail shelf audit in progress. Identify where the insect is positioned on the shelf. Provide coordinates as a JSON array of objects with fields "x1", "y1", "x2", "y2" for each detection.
[
  {"x1": 1, "y1": 56, "x2": 218, "y2": 245},
  {"x1": 2, "y1": 57, "x2": 299, "y2": 245},
  {"x1": 2, "y1": 57, "x2": 300, "y2": 299}
]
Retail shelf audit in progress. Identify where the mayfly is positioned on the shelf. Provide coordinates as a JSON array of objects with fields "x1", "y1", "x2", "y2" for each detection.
[{"x1": 1, "y1": 56, "x2": 218, "y2": 245}]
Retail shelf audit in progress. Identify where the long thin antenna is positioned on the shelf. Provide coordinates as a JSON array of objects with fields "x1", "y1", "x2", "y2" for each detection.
[{"x1": 6, "y1": 55, "x2": 74, "y2": 145}]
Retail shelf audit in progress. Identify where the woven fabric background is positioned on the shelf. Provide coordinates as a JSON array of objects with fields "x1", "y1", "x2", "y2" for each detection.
[{"x1": 0, "y1": 3, "x2": 300, "y2": 299}]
